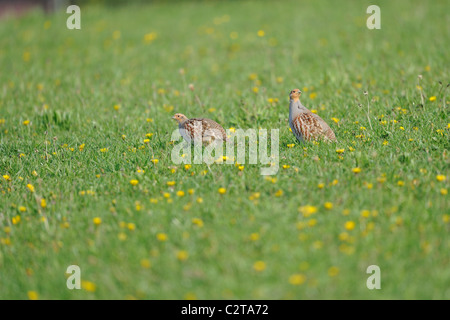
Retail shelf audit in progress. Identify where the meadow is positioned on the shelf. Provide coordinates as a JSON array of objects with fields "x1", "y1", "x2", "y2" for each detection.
[{"x1": 0, "y1": 0, "x2": 449, "y2": 299}]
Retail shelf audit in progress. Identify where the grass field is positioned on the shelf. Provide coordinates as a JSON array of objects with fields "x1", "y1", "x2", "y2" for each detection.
[{"x1": 0, "y1": 0, "x2": 449, "y2": 300}]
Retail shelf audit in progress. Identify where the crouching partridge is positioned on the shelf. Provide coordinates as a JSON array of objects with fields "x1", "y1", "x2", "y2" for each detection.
[
  {"x1": 288, "y1": 89, "x2": 337, "y2": 142},
  {"x1": 172, "y1": 113, "x2": 228, "y2": 145}
]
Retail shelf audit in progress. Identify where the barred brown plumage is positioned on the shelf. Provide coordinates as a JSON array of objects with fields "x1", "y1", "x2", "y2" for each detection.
[
  {"x1": 172, "y1": 113, "x2": 228, "y2": 145},
  {"x1": 288, "y1": 89, "x2": 337, "y2": 142}
]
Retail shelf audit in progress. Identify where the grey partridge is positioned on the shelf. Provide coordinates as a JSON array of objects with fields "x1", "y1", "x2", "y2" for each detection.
[
  {"x1": 288, "y1": 89, "x2": 337, "y2": 142},
  {"x1": 172, "y1": 113, "x2": 228, "y2": 145}
]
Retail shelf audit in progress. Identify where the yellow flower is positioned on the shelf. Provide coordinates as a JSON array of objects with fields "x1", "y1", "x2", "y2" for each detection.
[
  {"x1": 79, "y1": 144, "x2": 85, "y2": 151},
  {"x1": 184, "y1": 164, "x2": 191, "y2": 170},
  {"x1": 176, "y1": 190, "x2": 185, "y2": 197},
  {"x1": 253, "y1": 260, "x2": 266, "y2": 272},
  {"x1": 12, "y1": 215, "x2": 21, "y2": 224},
  {"x1": 250, "y1": 233, "x2": 260, "y2": 241},
  {"x1": 140, "y1": 259, "x2": 151, "y2": 269},
  {"x1": 167, "y1": 181, "x2": 176, "y2": 186},
  {"x1": 440, "y1": 188, "x2": 448, "y2": 195},
  {"x1": 27, "y1": 291, "x2": 39, "y2": 300},
  {"x1": 19, "y1": 206, "x2": 27, "y2": 212},
  {"x1": 93, "y1": 217, "x2": 102, "y2": 226},
  {"x1": 156, "y1": 233, "x2": 168, "y2": 242},
  {"x1": 309, "y1": 92, "x2": 317, "y2": 99},
  {"x1": 23, "y1": 120, "x2": 30, "y2": 126},
  {"x1": 113, "y1": 104, "x2": 120, "y2": 111},
  {"x1": 331, "y1": 117, "x2": 339, "y2": 123},
  {"x1": 252, "y1": 87, "x2": 259, "y2": 93},
  {"x1": 81, "y1": 280, "x2": 96, "y2": 292},
  {"x1": 218, "y1": 187, "x2": 226, "y2": 194},
  {"x1": 298, "y1": 205, "x2": 318, "y2": 217},
  {"x1": 336, "y1": 149, "x2": 345, "y2": 154},
  {"x1": 192, "y1": 218, "x2": 204, "y2": 228},
  {"x1": 276, "y1": 76, "x2": 284, "y2": 83},
  {"x1": 151, "y1": 159, "x2": 159, "y2": 165},
  {"x1": 130, "y1": 179, "x2": 139, "y2": 186},
  {"x1": 176, "y1": 250, "x2": 189, "y2": 261},
  {"x1": 274, "y1": 189, "x2": 283, "y2": 197},
  {"x1": 196, "y1": 197, "x2": 203, "y2": 203},
  {"x1": 324, "y1": 202, "x2": 333, "y2": 210},
  {"x1": 352, "y1": 167, "x2": 361, "y2": 173},
  {"x1": 287, "y1": 143, "x2": 295, "y2": 148},
  {"x1": 436, "y1": 175, "x2": 446, "y2": 182},
  {"x1": 282, "y1": 165, "x2": 290, "y2": 169},
  {"x1": 344, "y1": 221, "x2": 355, "y2": 231},
  {"x1": 361, "y1": 210, "x2": 371, "y2": 218},
  {"x1": 328, "y1": 266, "x2": 340, "y2": 277},
  {"x1": 100, "y1": 148, "x2": 108, "y2": 153},
  {"x1": 317, "y1": 183, "x2": 325, "y2": 189},
  {"x1": 40, "y1": 198, "x2": 47, "y2": 208},
  {"x1": 289, "y1": 274, "x2": 306, "y2": 285},
  {"x1": 127, "y1": 223, "x2": 136, "y2": 231},
  {"x1": 3, "y1": 174, "x2": 11, "y2": 181},
  {"x1": 238, "y1": 165, "x2": 245, "y2": 171},
  {"x1": 257, "y1": 30, "x2": 265, "y2": 37},
  {"x1": 397, "y1": 180, "x2": 405, "y2": 186},
  {"x1": 429, "y1": 96, "x2": 436, "y2": 102},
  {"x1": 26, "y1": 184, "x2": 35, "y2": 193}
]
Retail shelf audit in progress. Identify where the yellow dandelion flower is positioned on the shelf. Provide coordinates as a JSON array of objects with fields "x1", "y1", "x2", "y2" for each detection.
[
  {"x1": 253, "y1": 261, "x2": 266, "y2": 272},
  {"x1": 328, "y1": 266, "x2": 340, "y2": 277},
  {"x1": 26, "y1": 184, "x2": 35, "y2": 193},
  {"x1": 331, "y1": 117, "x2": 339, "y2": 123},
  {"x1": 298, "y1": 205, "x2": 318, "y2": 217},
  {"x1": 252, "y1": 87, "x2": 259, "y2": 93},
  {"x1": 151, "y1": 159, "x2": 159, "y2": 165},
  {"x1": 81, "y1": 281, "x2": 96, "y2": 292},
  {"x1": 317, "y1": 183, "x2": 325, "y2": 189},
  {"x1": 196, "y1": 197, "x2": 203, "y2": 203},
  {"x1": 93, "y1": 217, "x2": 102, "y2": 226},
  {"x1": 130, "y1": 179, "x2": 139, "y2": 186},
  {"x1": 127, "y1": 223, "x2": 136, "y2": 231},
  {"x1": 324, "y1": 202, "x2": 333, "y2": 210},
  {"x1": 176, "y1": 190, "x2": 185, "y2": 197},
  {"x1": 19, "y1": 206, "x2": 27, "y2": 212},
  {"x1": 156, "y1": 233, "x2": 168, "y2": 242},
  {"x1": 309, "y1": 92, "x2": 317, "y2": 99},
  {"x1": 274, "y1": 189, "x2": 283, "y2": 197},
  {"x1": 23, "y1": 120, "x2": 30, "y2": 126},
  {"x1": 352, "y1": 167, "x2": 361, "y2": 173},
  {"x1": 167, "y1": 181, "x2": 176, "y2": 187},
  {"x1": 397, "y1": 180, "x2": 405, "y2": 186},
  {"x1": 257, "y1": 30, "x2": 265, "y2": 37},
  {"x1": 176, "y1": 250, "x2": 189, "y2": 261},
  {"x1": 344, "y1": 221, "x2": 356, "y2": 231},
  {"x1": 218, "y1": 187, "x2": 226, "y2": 195},
  {"x1": 429, "y1": 96, "x2": 436, "y2": 102},
  {"x1": 336, "y1": 149, "x2": 345, "y2": 154},
  {"x1": 140, "y1": 259, "x2": 151, "y2": 269},
  {"x1": 361, "y1": 210, "x2": 371, "y2": 218},
  {"x1": 27, "y1": 291, "x2": 39, "y2": 300},
  {"x1": 289, "y1": 274, "x2": 306, "y2": 285},
  {"x1": 436, "y1": 175, "x2": 446, "y2": 182},
  {"x1": 192, "y1": 218, "x2": 204, "y2": 228},
  {"x1": 440, "y1": 188, "x2": 448, "y2": 195},
  {"x1": 3, "y1": 174, "x2": 11, "y2": 181},
  {"x1": 287, "y1": 143, "x2": 295, "y2": 148},
  {"x1": 40, "y1": 198, "x2": 47, "y2": 208}
]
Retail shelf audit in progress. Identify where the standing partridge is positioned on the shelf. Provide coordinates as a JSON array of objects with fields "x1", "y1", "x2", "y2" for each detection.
[
  {"x1": 172, "y1": 113, "x2": 228, "y2": 145},
  {"x1": 288, "y1": 89, "x2": 337, "y2": 142}
]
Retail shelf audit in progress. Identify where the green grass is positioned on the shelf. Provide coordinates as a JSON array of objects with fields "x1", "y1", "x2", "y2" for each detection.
[{"x1": 0, "y1": 0, "x2": 449, "y2": 300}]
